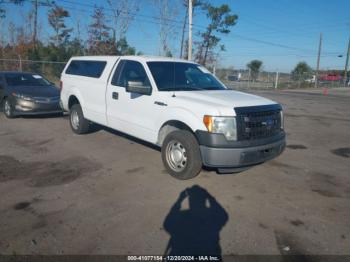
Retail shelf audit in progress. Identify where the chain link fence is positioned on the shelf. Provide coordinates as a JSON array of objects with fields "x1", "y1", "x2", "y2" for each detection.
[
  {"x1": 0, "y1": 58, "x2": 348, "y2": 90},
  {"x1": 0, "y1": 58, "x2": 67, "y2": 84},
  {"x1": 217, "y1": 69, "x2": 348, "y2": 91}
]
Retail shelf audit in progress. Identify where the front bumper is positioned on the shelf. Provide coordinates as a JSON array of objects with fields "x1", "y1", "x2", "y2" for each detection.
[
  {"x1": 197, "y1": 131, "x2": 286, "y2": 168},
  {"x1": 13, "y1": 97, "x2": 62, "y2": 115}
]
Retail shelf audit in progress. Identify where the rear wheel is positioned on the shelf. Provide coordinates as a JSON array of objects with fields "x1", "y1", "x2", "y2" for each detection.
[
  {"x1": 3, "y1": 98, "x2": 15, "y2": 119},
  {"x1": 69, "y1": 104, "x2": 90, "y2": 134},
  {"x1": 161, "y1": 130, "x2": 202, "y2": 180}
]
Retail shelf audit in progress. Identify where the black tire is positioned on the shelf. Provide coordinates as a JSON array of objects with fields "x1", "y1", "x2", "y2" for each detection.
[
  {"x1": 3, "y1": 98, "x2": 15, "y2": 119},
  {"x1": 69, "y1": 104, "x2": 90, "y2": 134},
  {"x1": 161, "y1": 130, "x2": 202, "y2": 180}
]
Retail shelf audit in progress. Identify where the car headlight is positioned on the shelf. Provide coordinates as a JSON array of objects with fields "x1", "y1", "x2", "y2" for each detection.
[
  {"x1": 280, "y1": 111, "x2": 284, "y2": 129},
  {"x1": 12, "y1": 93, "x2": 33, "y2": 101},
  {"x1": 203, "y1": 115, "x2": 237, "y2": 141}
]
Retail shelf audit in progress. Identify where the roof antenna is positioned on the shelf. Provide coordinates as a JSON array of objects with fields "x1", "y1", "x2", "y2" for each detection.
[{"x1": 172, "y1": 63, "x2": 176, "y2": 97}]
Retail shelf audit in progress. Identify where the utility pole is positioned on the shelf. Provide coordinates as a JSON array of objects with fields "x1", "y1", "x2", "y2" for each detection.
[
  {"x1": 344, "y1": 38, "x2": 350, "y2": 87},
  {"x1": 188, "y1": 0, "x2": 193, "y2": 61},
  {"x1": 18, "y1": 54, "x2": 22, "y2": 72},
  {"x1": 248, "y1": 68, "x2": 251, "y2": 89},
  {"x1": 179, "y1": 8, "x2": 188, "y2": 59},
  {"x1": 32, "y1": 0, "x2": 38, "y2": 48},
  {"x1": 275, "y1": 71, "x2": 279, "y2": 89},
  {"x1": 31, "y1": 0, "x2": 53, "y2": 48},
  {"x1": 315, "y1": 33, "x2": 322, "y2": 88}
]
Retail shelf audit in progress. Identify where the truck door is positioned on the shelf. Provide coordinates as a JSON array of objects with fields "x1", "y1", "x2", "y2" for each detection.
[{"x1": 106, "y1": 59, "x2": 160, "y2": 144}]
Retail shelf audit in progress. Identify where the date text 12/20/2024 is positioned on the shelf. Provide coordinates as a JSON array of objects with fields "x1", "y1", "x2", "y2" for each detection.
[{"x1": 127, "y1": 256, "x2": 220, "y2": 261}]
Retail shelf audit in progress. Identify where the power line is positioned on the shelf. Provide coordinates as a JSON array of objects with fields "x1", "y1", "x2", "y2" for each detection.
[
  {"x1": 228, "y1": 33, "x2": 316, "y2": 53},
  {"x1": 221, "y1": 53, "x2": 342, "y2": 58},
  {"x1": 60, "y1": 1, "x2": 337, "y2": 55},
  {"x1": 3, "y1": 0, "x2": 347, "y2": 59},
  {"x1": 55, "y1": 0, "x2": 347, "y2": 56},
  {"x1": 57, "y1": 0, "x2": 206, "y2": 29},
  {"x1": 235, "y1": 17, "x2": 348, "y2": 48},
  {"x1": 54, "y1": 3, "x2": 187, "y2": 30}
]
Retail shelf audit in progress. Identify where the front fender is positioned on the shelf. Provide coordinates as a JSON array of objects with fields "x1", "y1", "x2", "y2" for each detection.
[{"x1": 155, "y1": 107, "x2": 206, "y2": 134}]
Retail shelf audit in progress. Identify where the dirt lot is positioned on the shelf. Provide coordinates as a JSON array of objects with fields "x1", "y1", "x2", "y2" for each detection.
[{"x1": 0, "y1": 88, "x2": 349, "y2": 256}]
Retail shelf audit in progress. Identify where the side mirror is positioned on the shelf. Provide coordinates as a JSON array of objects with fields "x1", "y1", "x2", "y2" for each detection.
[{"x1": 126, "y1": 80, "x2": 151, "y2": 95}]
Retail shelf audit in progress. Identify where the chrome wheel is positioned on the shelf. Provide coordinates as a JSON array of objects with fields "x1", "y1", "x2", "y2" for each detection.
[
  {"x1": 4, "y1": 100, "x2": 11, "y2": 116},
  {"x1": 165, "y1": 140, "x2": 187, "y2": 172},
  {"x1": 70, "y1": 110, "x2": 79, "y2": 130}
]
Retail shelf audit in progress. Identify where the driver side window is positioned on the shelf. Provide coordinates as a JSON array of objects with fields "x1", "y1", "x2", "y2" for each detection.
[{"x1": 112, "y1": 60, "x2": 150, "y2": 88}]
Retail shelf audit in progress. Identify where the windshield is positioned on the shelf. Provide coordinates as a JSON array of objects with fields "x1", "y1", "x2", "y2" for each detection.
[
  {"x1": 5, "y1": 73, "x2": 52, "y2": 87},
  {"x1": 147, "y1": 62, "x2": 227, "y2": 91}
]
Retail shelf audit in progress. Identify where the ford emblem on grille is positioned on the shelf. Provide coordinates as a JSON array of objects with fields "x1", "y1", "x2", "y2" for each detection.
[{"x1": 262, "y1": 118, "x2": 274, "y2": 128}]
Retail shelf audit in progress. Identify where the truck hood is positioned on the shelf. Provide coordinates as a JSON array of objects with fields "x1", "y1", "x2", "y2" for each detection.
[{"x1": 171, "y1": 90, "x2": 277, "y2": 115}]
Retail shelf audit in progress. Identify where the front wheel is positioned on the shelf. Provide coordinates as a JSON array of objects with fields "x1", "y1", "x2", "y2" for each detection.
[
  {"x1": 69, "y1": 104, "x2": 90, "y2": 134},
  {"x1": 161, "y1": 130, "x2": 202, "y2": 180},
  {"x1": 3, "y1": 98, "x2": 15, "y2": 119}
]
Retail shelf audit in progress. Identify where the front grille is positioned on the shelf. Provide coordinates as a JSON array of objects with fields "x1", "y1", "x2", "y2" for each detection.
[
  {"x1": 235, "y1": 104, "x2": 282, "y2": 140},
  {"x1": 33, "y1": 96, "x2": 60, "y2": 103}
]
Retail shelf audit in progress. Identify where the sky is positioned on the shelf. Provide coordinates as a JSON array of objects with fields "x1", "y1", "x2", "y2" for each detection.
[{"x1": 1, "y1": 0, "x2": 350, "y2": 72}]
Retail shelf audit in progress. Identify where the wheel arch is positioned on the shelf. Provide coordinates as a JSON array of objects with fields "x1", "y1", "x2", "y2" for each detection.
[
  {"x1": 157, "y1": 120, "x2": 197, "y2": 146},
  {"x1": 68, "y1": 95, "x2": 80, "y2": 109}
]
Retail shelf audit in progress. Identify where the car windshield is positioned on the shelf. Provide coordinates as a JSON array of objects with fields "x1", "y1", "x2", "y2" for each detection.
[
  {"x1": 5, "y1": 73, "x2": 51, "y2": 87},
  {"x1": 147, "y1": 62, "x2": 227, "y2": 91}
]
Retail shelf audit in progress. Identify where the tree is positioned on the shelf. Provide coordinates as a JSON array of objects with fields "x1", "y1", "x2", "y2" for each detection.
[
  {"x1": 165, "y1": 50, "x2": 173, "y2": 57},
  {"x1": 87, "y1": 6, "x2": 114, "y2": 55},
  {"x1": 154, "y1": 0, "x2": 179, "y2": 56},
  {"x1": 106, "y1": 0, "x2": 139, "y2": 43},
  {"x1": 247, "y1": 60, "x2": 263, "y2": 81},
  {"x1": 196, "y1": 4, "x2": 237, "y2": 66},
  {"x1": 116, "y1": 37, "x2": 136, "y2": 55},
  {"x1": 291, "y1": 61, "x2": 312, "y2": 81},
  {"x1": 48, "y1": 5, "x2": 72, "y2": 46},
  {"x1": 67, "y1": 38, "x2": 85, "y2": 56}
]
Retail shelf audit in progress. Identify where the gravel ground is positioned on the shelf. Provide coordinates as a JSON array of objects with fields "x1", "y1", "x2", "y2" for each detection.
[{"x1": 0, "y1": 88, "x2": 349, "y2": 256}]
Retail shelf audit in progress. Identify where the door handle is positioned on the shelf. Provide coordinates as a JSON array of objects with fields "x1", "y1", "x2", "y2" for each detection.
[
  {"x1": 112, "y1": 92, "x2": 118, "y2": 100},
  {"x1": 154, "y1": 101, "x2": 167, "y2": 106}
]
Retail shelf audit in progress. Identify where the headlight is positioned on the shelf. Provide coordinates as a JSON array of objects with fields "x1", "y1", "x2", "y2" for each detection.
[
  {"x1": 280, "y1": 111, "x2": 284, "y2": 129},
  {"x1": 12, "y1": 93, "x2": 33, "y2": 101},
  {"x1": 203, "y1": 115, "x2": 237, "y2": 141}
]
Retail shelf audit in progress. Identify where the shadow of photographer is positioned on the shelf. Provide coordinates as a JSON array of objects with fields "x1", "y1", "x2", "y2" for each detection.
[{"x1": 163, "y1": 185, "x2": 229, "y2": 256}]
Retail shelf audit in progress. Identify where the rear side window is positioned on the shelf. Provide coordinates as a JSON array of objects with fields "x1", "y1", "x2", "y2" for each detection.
[{"x1": 65, "y1": 60, "x2": 107, "y2": 78}]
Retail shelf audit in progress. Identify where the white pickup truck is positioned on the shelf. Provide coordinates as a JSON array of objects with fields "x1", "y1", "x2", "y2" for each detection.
[{"x1": 60, "y1": 56, "x2": 285, "y2": 179}]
